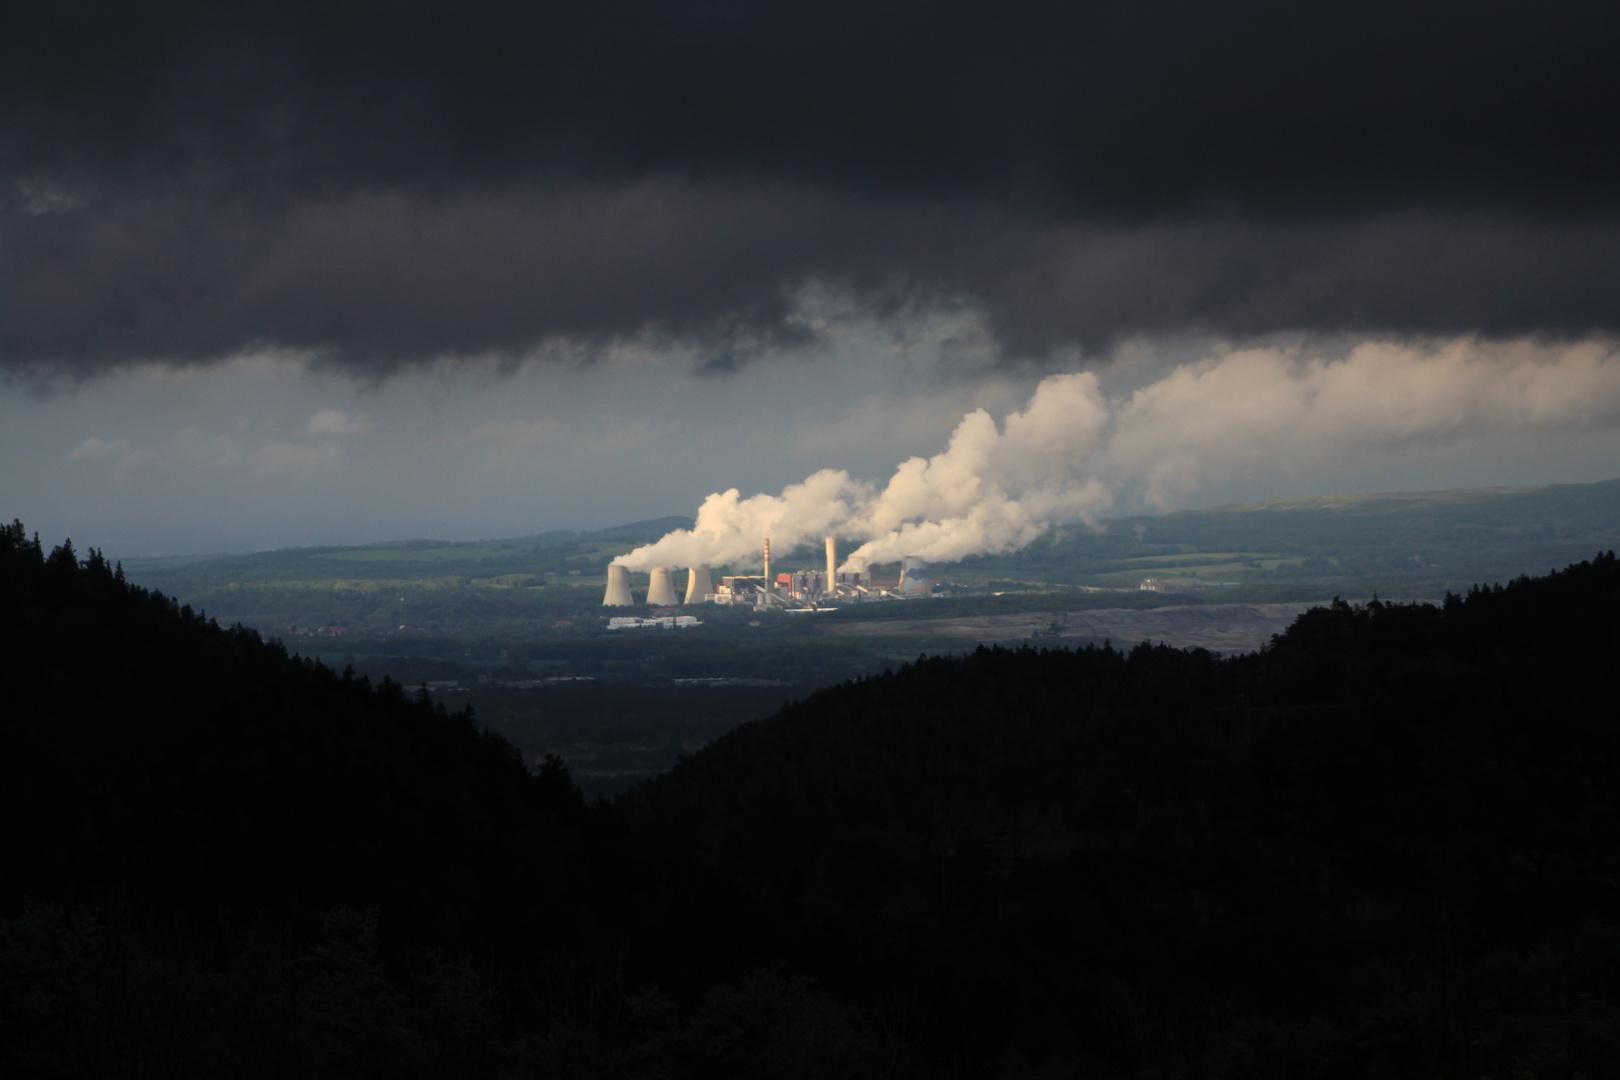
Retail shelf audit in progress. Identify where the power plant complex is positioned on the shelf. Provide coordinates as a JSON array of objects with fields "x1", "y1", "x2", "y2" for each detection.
[{"x1": 603, "y1": 537, "x2": 931, "y2": 610}]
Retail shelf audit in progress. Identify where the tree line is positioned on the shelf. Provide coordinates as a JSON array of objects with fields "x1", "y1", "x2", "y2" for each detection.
[{"x1": 5, "y1": 517, "x2": 1620, "y2": 1077}]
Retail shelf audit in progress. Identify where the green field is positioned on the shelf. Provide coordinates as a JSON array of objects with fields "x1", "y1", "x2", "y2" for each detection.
[
  {"x1": 938, "y1": 478, "x2": 1620, "y2": 598},
  {"x1": 113, "y1": 480, "x2": 1620, "y2": 792},
  {"x1": 118, "y1": 477, "x2": 1620, "y2": 645}
]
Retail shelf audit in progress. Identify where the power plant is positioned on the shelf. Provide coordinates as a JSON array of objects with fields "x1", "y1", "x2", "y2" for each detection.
[
  {"x1": 604, "y1": 538, "x2": 933, "y2": 610},
  {"x1": 602, "y1": 538, "x2": 917, "y2": 609}
]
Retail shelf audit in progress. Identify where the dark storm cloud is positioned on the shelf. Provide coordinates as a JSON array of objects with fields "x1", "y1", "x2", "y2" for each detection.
[{"x1": 4, "y1": 0, "x2": 1619, "y2": 369}]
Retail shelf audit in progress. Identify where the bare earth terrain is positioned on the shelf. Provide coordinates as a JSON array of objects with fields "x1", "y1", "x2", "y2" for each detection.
[{"x1": 819, "y1": 601, "x2": 1440, "y2": 655}]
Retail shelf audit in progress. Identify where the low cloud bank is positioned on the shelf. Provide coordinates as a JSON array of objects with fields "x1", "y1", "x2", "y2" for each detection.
[
  {"x1": 617, "y1": 337, "x2": 1620, "y2": 571},
  {"x1": 8, "y1": 183, "x2": 1620, "y2": 375}
]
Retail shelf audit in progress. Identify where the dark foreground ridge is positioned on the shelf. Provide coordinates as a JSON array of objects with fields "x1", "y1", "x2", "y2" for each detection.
[{"x1": 5, "y1": 516, "x2": 1620, "y2": 1077}]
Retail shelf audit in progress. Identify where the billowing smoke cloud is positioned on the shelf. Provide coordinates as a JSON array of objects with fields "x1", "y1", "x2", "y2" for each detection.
[
  {"x1": 1105, "y1": 337, "x2": 1620, "y2": 508},
  {"x1": 618, "y1": 336, "x2": 1620, "y2": 571},
  {"x1": 617, "y1": 373, "x2": 1113, "y2": 571}
]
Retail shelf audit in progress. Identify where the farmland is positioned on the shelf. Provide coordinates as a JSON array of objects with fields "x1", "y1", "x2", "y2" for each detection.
[{"x1": 113, "y1": 479, "x2": 1620, "y2": 793}]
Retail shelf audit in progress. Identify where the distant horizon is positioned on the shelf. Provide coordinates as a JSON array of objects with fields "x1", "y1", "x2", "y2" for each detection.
[{"x1": 100, "y1": 475, "x2": 1620, "y2": 566}]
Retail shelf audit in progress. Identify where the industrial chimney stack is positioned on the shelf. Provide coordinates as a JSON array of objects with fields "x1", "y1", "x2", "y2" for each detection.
[
  {"x1": 684, "y1": 564, "x2": 713, "y2": 604},
  {"x1": 763, "y1": 538, "x2": 772, "y2": 594},
  {"x1": 825, "y1": 537, "x2": 837, "y2": 595},
  {"x1": 602, "y1": 565, "x2": 634, "y2": 606},
  {"x1": 645, "y1": 566, "x2": 678, "y2": 606}
]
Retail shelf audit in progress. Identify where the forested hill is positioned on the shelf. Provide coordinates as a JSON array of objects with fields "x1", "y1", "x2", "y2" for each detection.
[
  {"x1": 622, "y1": 552, "x2": 1620, "y2": 1075},
  {"x1": 9, "y1": 512, "x2": 1620, "y2": 1077},
  {"x1": 629, "y1": 551, "x2": 1620, "y2": 885},
  {"x1": 0, "y1": 521, "x2": 769, "y2": 1078},
  {"x1": 1, "y1": 521, "x2": 592, "y2": 938}
]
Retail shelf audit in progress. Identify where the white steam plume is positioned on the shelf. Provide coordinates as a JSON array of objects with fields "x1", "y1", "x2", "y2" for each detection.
[
  {"x1": 1105, "y1": 337, "x2": 1620, "y2": 508},
  {"x1": 615, "y1": 337, "x2": 1620, "y2": 572}
]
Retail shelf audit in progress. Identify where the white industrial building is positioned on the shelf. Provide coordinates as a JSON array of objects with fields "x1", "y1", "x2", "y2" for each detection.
[{"x1": 607, "y1": 615, "x2": 703, "y2": 629}]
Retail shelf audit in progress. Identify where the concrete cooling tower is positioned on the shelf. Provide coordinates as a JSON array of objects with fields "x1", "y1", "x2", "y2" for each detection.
[
  {"x1": 646, "y1": 566, "x2": 679, "y2": 605},
  {"x1": 684, "y1": 564, "x2": 713, "y2": 604},
  {"x1": 898, "y1": 556, "x2": 932, "y2": 595},
  {"x1": 602, "y1": 564, "x2": 634, "y2": 606}
]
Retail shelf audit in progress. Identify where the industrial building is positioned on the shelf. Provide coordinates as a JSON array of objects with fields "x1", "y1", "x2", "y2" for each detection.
[
  {"x1": 707, "y1": 536, "x2": 883, "y2": 608},
  {"x1": 607, "y1": 615, "x2": 702, "y2": 629},
  {"x1": 603, "y1": 536, "x2": 927, "y2": 610}
]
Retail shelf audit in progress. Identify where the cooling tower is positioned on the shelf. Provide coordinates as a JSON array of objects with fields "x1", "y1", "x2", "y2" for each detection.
[
  {"x1": 684, "y1": 564, "x2": 713, "y2": 604},
  {"x1": 825, "y1": 537, "x2": 837, "y2": 591},
  {"x1": 898, "y1": 556, "x2": 932, "y2": 595},
  {"x1": 602, "y1": 564, "x2": 634, "y2": 606},
  {"x1": 646, "y1": 566, "x2": 679, "y2": 606}
]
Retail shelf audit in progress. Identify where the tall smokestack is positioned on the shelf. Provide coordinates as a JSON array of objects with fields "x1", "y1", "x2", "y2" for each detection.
[
  {"x1": 684, "y1": 564, "x2": 713, "y2": 604},
  {"x1": 763, "y1": 538, "x2": 771, "y2": 595},
  {"x1": 645, "y1": 566, "x2": 678, "y2": 606},
  {"x1": 826, "y1": 537, "x2": 837, "y2": 594},
  {"x1": 602, "y1": 565, "x2": 634, "y2": 606}
]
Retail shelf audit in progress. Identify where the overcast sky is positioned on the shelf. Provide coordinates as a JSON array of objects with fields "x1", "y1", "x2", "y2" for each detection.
[{"x1": 5, "y1": 1, "x2": 1619, "y2": 556}]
